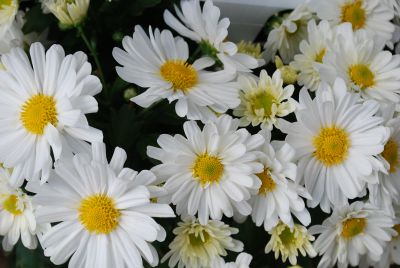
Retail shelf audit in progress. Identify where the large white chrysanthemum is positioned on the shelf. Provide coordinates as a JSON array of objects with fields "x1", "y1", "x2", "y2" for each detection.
[
  {"x1": 309, "y1": 0, "x2": 395, "y2": 42},
  {"x1": 250, "y1": 130, "x2": 311, "y2": 231},
  {"x1": 0, "y1": 168, "x2": 49, "y2": 251},
  {"x1": 162, "y1": 217, "x2": 243, "y2": 268},
  {"x1": 0, "y1": 0, "x2": 18, "y2": 26},
  {"x1": 211, "y1": 252, "x2": 252, "y2": 268},
  {"x1": 310, "y1": 201, "x2": 395, "y2": 268},
  {"x1": 113, "y1": 25, "x2": 240, "y2": 122},
  {"x1": 322, "y1": 23, "x2": 400, "y2": 107},
  {"x1": 233, "y1": 70, "x2": 296, "y2": 130},
  {"x1": 279, "y1": 79, "x2": 389, "y2": 212},
  {"x1": 27, "y1": 143, "x2": 175, "y2": 268},
  {"x1": 291, "y1": 20, "x2": 334, "y2": 92},
  {"x1": 148, "y1": 115, "x2": 264, "y2": 224},
  {"x1": 264, "y1": 3, "x2": 313, "y2": 64},
  {"x1": 0, "y1": 43, "x2": 103, "y2": 186},
  {"x1": 163, "y1": 0, "x2": 261, "y2": 73}
]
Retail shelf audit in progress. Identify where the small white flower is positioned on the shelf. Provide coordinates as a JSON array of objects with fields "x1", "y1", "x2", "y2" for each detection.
[
  {"x1": 211, "y1": 252, "x2": 252, "y2": 268},
  {"x1": 162, "y1": 217, "x2": 243, "y2": 268},
  {"x1": 164, "y1": 0, "x2": 261, "y2": 73},
  {"x1": 27, "y1": 142, "x2": 175, "y2": 268},
  {"x1": 310, "y1": 201, "x2": 395, "y2": 268},
  {"x1": 40, "y1": 0, "x2": 90, "y2": 27},
  {"x1": 250, "y1": 130, "x2": 311, "y2": 231},
  {"x1": 0, "y1": 0, "x2": 18, "y2": 26},
  {"x1": 264, "y1": 3, "x2": 313, "y2": 64},
  {"x1": 233, "y1": 70, "x2": 296, "y2": 130},
  {"x1": 265, "y1": 222, "x2": 316, "y2": 266},
  {"x1": 0, "y1": 43, "x2": 103, "y2": 186},
  {"x1": 279, "y1": 79, "x2": 389, "y2": 212},
  {"x1": 148, "y1": 115, "x2": 264, "y2": 224},
  {"x1": 113, "y1": 26, "x2": 240, "y2": 122},
  {"x1": 309, "y1": 0, "x2": 395, "y2": 42}
]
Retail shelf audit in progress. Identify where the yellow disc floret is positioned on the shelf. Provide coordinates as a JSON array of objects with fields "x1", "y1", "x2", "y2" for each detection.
[
  {"x1": 2, "y1": 194, "x2": 23, "y2": 215},
  {"x1": 79, "y1": 194, "x2": 121, "y2": 234},
  {"x1": 257, "y1": 169, "x2": 276, "y2": 195},
  {"x1": 160, "y1": 60, "x2": 198, "y2": 92},
  {"x1": 20, "y1": 94, "x2": 58, "y2": 135},
  {"x1": 341, "y1": 217, "x2": 367, "y2": 239},
  {"x1": 341, "y1": 0, "x2": 366, "y2": 30},
  {"x1": 315, "y1": 48, "x2": 326, "y2": 63},
  {"x1": 313, "y1": 126, "x2": 350, "y2": 167},
  {"x1": 382, "y1": 139, "x2": 399, "y2": 174},
  {"x1": 349, "y1": 64, "x2": 375, "y2": 89},
  {"x1": 192, "y1": 153, "x2": 224, "y2": 187}
]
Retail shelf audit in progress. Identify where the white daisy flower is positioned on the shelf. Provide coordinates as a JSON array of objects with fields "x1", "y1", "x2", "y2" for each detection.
[
  {"x1": 0, "y1": 43, "x2": 103, "y2": 187},
  {"x1": 264, "y1": 3, "x2": 313, "y2": 64},
  {"x1": 367, "y1": 104, "x2": 400, "y2": 216},
  {"x1": 233, "y1": 69, "x2": 296, "y2": 130},
  {"x1": 40, "y1": 0, "x2": 90, "y2": 27},
  {"x1": 147, "y1": 115, "x2": 264, "y2": 224},
  {"x1": 0, "y1": 0, "x2": 18, "y2": 26},
  {"x1": 26, "y1": 142, "x2": 175, "y2": 268},
  {"x1": 310, "y1": 201, "x2": 395, "y2": 268},
  {"x1": 161, "y1": 217, "x2": 243, "y2": 268},
  {"x1": 250, "y1": 130, "x2": 311, "y2": 231},
  {"x1": 291, "y1": 20, "x2": 334, "y2": 92},
  {"x1": 309, "y1": 0, "x2": 395, "y2": 42},
  {"x1": 211, "y1": 252, "x2": 252, "y2": 268},
  {"x1": 163, "y1": 0, "x2": 261, "y2": 73},
  {"x1": 279, "y1": 79, "x2": 389, "y2": 212},
  {"x1": 113, "y1": 25, "x2": 240, "y2": 122},
  {"x1": 0, "y1": 168, "x2": 49, "y2": 251},
  {"x1": 265, "y1": 222, "x2": 317, "y2": 266},
  {"x1": 322, "y1": 23, "x2": 400, "y2": 107}
]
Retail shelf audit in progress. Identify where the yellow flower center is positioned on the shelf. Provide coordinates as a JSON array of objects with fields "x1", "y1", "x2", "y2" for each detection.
[
  {"x1": 78, "y1": 194, "x2": 121, "y2": 234},
  {"x1": 188, "y1": 230, "x2": 210, "y2": 247},
  {"x1": 251, "y1": 91, "x2": 277, "y2": 117},
  {"x1": 0, "y1": 0, "x2": 12, "y2": 8},
  {"x1": 237, "y1": 41, "x2": 263, "y2": 59},
  {"x1": 3, "y1": 195, "x2": 23, "y2": 215},
  {"x1": 257, "y1": 169, "x2": 276, "y2": 195},
  {"x1": 393, "y1": 224, "x2": 400, "y2": 240},
  {"x1": 341, "y1": 217, "x2": 367, "y2": 239},
  {"x1": 341, "y1": 0, "x2": 366, "y2": 30},
  {"x1": 348, "y1": 64, "x2": 375, "y2": 89},
  {"x1": 20, "y1": 94, "x2": 58, "y2": 135},
  {"x1": 160, "y1": 60, "x2": 198, "y2": 91},
  {"x1": 382, "y1": 139, "x2": 399, "y2": 174},
  {"x1": 313, "y1": 126, "x2": 350, "y2": 167},
  {"x1": 315, "y1": 48, "x2": 326, "y2": 63},
  {"x1": 192, "y1": 154, "x2": 224, "y2": 187},
  {"x1": 279, "y1": 225, "x2": 296, "y2": 247}
]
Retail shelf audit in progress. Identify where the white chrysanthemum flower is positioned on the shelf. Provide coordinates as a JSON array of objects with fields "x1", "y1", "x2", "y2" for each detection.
[
  {"x1": 383, "y1": 0, "x2": 400, "y2": 17},
  {"x1": 265, "y1": 222, "x2": 316, "y2": 266},
  {"x1": 148, "y1": 115, "x2": 264, "y2": 224},
  {"x1": 279, "y1": 79, "x2": 389, "y2": 212},
  {"x1": 250, "y1": 130, "x2": 311, "y2": 231},
  {"x1": 26, "y1": 142, "x2": 175, "y2": 268},
  {"x1": 367, "y1": 104, "x2": 400, "y2": 216},
  {"x1": 40, "y1": 0, "x2": 90, "y2": 27},
  {"x1": 162, "y1": 217, "x2": 243, "y2": 268},
  {"x1": 310, "y1": 201, "x2": 395, "y2": 268},
  {"x1": 0, "y1": 43, "x2": 103, "y2": 186},
  {"x1": 0, "y1": 168, "x2": 49, "y2": 251},
  {"x1": 291, "y1": 20, "x2": 334, "y2": 92},
  {"x1": 211, "y1": 252, "x2": 252, "y2": 268},
  {"x1": 322, "y1": 23, "x2": 400, "y2": 107},
  {"x1": 309, "y1": 0, "x2": 395, "y2": 42},
  {"x1": 163, "y1": 0, "x2": 261, "y2": 73},
  {"x1": 113, "y1": 26, "x2": 240, "y2": 122},
  {"x1": 233, "y1": 70, "x2": 296, "y2": 130},
  {"x1": 0, "y1": 0, "x2": 18, "y2": 26},
  {"x1": 264, "y1": 3, "x2": 313, "y2": 64}
]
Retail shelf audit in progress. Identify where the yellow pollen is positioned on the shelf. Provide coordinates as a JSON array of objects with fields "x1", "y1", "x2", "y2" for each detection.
[
  {"x1": 20, "y1": 94, "x2": 58, "y2": 135},
  {"x1": 315, "y1": 48, "x2": 326, "y2": 63},
  {"x1": 78, "y1": 194, "x2": 121, "y2": 234},
  {"x1": 3, "y1": 195, "x2": 23, "y2": 215},
  {"x1": 341, "y1": 217, "x2": 367, "y2": 239},
  {"x1": 393, "y1": 224, "x2": 400, "y2": 240},
  {"x1": 188, "y1": 231, "x2": 210, "y2": 247},
  {"x1": 160, "y1": 60, "x2": 198, "y2": 91},
  {"x1": 257, "y1": 169, "x2": 276, "y2": 195},
  {"x1": 382, "y1": 139, "x2": 399, "y2": 173},
  {"x1": 348, "y1": 64, "x2": 375, "y2": 89},
  {"x1": 313, "y1": 126, "x2": 350, "y2": 167},
  {"x1": 341, "y1": 0, "x2": 366, "y2": 30},
  {"x1": 192, "y1": 154, "x2": 224, "y2": 187},
  {"x1": 251, "y1": 91, "x2": 277, "y2": 117}
]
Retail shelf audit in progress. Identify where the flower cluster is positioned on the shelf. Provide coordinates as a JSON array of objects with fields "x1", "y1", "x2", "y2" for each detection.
[{"x1": 1, "y1": 0, "x2": 400, "y2": 267}]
